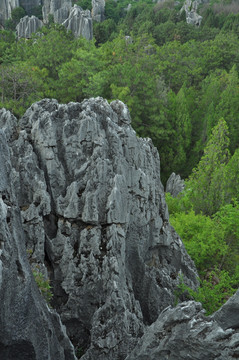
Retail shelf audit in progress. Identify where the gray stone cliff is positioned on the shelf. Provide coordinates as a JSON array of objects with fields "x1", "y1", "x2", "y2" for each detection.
[
  {"x1": 1, "y1": 97, "x2": 239, "y2": 359},
  {"x1": 42, "y1": 0, "x2": 72, "y2": 24},
  {"x1": 0, "y1": 0, "x2": 19, "y2": 25},
  {"x1": 16, "y1": 15, "x2": 43, "y2": 38},
  {"x1": 91, "y1": 0, "x2": 105, "y2": 22},
  {"x1": 0, "y1": 108, "x2": 77, "y2": 360},
  {"x1": 62, "y1": 5, "x2": 93, "y2": 40}
]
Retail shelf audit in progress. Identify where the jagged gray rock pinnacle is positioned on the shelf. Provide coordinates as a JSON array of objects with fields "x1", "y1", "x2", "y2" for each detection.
[
  {"x1": 91, "y1": 0, "x2": 105, "y2": 22},
  {"x1": 16, "y1": 15, "x2": 43, "y2": 38},
  {"x1": 0, "y1": 109, "x2": 76, "y2": 360},
  {"x1": 62, "y1": 5, "x2": 93, "y2": 40},
  {"x1": 181, "y1": 0, "x2": 210, "y2": 26},
  {"x1": 1, "y1": 98, "x2": 239, "y2": 359},
  {"x1": 166, "y1": 172, "x2": 185, "y2": 197}
]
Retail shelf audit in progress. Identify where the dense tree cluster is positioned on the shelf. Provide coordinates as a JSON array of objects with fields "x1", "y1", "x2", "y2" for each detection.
[{"x1": 1, "y1": 0, "x2": 239, "y2": 313}]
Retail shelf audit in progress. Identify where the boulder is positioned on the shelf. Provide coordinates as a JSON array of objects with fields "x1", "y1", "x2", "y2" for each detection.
[
  {"x1": 16, "y1": 15, "x2": 43, "y2": 38},
  {"x1": 62, "y1": 5, "x2": 93, "y2": 39}
]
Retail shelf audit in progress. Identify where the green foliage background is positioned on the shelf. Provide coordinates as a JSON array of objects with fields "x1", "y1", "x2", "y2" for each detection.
[{"x1": 1, "y1": 0, "x2": 239, "y2": 314}]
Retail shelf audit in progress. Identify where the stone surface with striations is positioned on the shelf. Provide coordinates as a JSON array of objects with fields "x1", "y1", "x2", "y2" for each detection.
[
  {"x1": 16, "y1": 15, "x2": 43, "y2": 38},
  {"x1": 1, "y1": 98, "x2": 239, "y2": 359},
  {"x1": 0, "y1": 108, "x2": 76, "y2": 360}
]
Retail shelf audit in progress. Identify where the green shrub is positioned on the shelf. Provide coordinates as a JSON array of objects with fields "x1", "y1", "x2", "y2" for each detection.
[{"x1": 33, "y1": 270, "x2": 53, "y2": 304}]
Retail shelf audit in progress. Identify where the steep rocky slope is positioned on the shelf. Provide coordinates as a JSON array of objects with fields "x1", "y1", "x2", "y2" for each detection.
[{"x1": 1, "y1": 98, "x2": 239, "y2": 359}]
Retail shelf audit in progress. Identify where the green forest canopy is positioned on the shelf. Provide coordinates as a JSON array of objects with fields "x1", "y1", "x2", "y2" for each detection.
[{"x1": 1, "y1": 0, "x2": 239, "y2": 313}]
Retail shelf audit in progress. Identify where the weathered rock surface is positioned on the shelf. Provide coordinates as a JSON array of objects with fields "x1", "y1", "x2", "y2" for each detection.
[
  {"x1": 91, "y1": 0, "x2": 105, "y2": 22},
  {"x1": 126, "y1": 300, "x2": 239, "y2": 360},
  {"x1": 0, "y1": 109, "x2": 77, "y2": 360},
  {"x1": 19, "y1": 0, "x2": 41, "y2": 14},
  {"x1": 42, "y1": 0, "x2": 93, "y2": 39},
  {"x1": 16, "y1": 15, "x2": 43, "y2": 38},
  {"x1": 42, "y1": 0, "x2": 72, "y2": 23},
  {"x1": 62, "y1": 5, "x2": 93, "y2": 40},
  {"x1": 1, "y1": 97, "x2": 239, "y2": 359},
  {"x1": 181, "y1": 0, "x2": 210, "y2": 26},
  {"x1": 1, "y1": 98, "x2": 198, "y2": 358},
  {"x1": 0, "y1": 0, "x2": 19, "y2": 25},
  {"x1": 166, "y1": 172, "x2": 185, "y2": 197}
]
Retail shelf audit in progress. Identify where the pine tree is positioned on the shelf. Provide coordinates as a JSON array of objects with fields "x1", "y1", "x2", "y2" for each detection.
[{"x1": 186, "y1": 118, "x2": 230, "y2": 216}]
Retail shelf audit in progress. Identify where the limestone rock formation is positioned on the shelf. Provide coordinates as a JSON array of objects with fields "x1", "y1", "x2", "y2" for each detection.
[
  {"x1": 19, "y1": 0, "x2": 41, "y2": 14},
  {"x1": 0, "y1": 109, "x2": 77, "y2": 360},
  {"x1": 166, "y1": 172, "x2": 185, "y2": 197},
  {"x1": 62, "y1": 5, "x2": 93, "y2": 40},
  {"x1": 181, "y1": 0, "x2": 210, "y2": 26},
  {"x1": 42, "y1": 0, "x2": 93, "y2": 39},
  {"x1": 91, "y1": 0, "x2": 105, "y2": 22},
  {"x1": 126, "y1": 300, "x2": 239, "y2": 360},
  {"x1": 0, "y1": 0, "x2": 19, "y2": 25},
  {"x1": 1, "y1": 97, "x2": 198, "y2": 358},
  {"x1": 42, "y1": 0, "x2": 72, "y2": 24},
  {"x1": 16, "y1": 15, "x2": 43, "y2": 38},
  {"x1": 1, "y1": 97, "x2": 239, "y2": 359}
]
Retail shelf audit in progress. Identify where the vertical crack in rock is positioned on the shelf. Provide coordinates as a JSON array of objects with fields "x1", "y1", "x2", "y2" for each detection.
[{"x1": 0, "y1": 120, "x2": 76, "y2": 360}]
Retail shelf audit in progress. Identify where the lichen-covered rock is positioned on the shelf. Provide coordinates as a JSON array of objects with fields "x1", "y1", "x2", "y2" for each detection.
[
  {"x1": 4, "y1": 97, "x2": 198, "y2": 358},
  {"x1": 0, "y1": 125, "x2": 76, "y2": 360},
  {"x1": 16, "y1": 15, "x2": 43, "y2": 38},
  {"x1": 91, "y1": 0, "x2": 105, "y2": 22},
  {"x1": 126, "y1": 301, "x2": 239, "y2": 360},
  {"x1": 166, "y1": 172, "x2": 185, "y2": 197},
  {"x1": 62, "y1": 5, "x2": 92, "y2": 39}
]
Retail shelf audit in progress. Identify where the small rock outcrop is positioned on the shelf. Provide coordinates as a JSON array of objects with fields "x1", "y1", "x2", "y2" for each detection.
[
  {"x1": 91, "y1": 0, "x2": 105, "y2": 22},
  {"x1": 0, "y1": 109, "x2": 76, "y2": 360},
  {"x1": 62, "y1": 5, "x2": 93, "y2": 40},
  {"x1": 181, "y1": 0, "x2": 210, "y2": 26},
  {"x1": 166, "y1": 172, "x2": 185, "y2": 197},
  {"x1": 16, "y1": 15, "x2": 43, "y2": 38}
]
